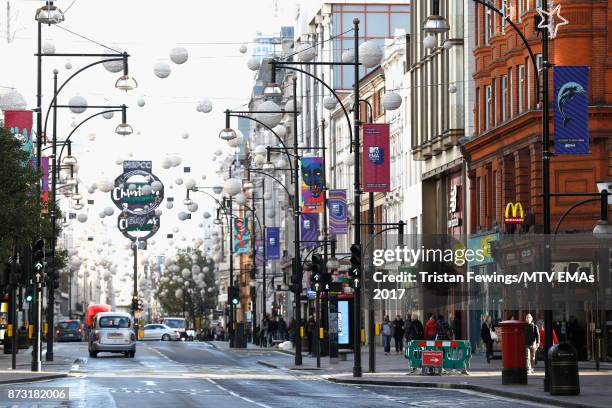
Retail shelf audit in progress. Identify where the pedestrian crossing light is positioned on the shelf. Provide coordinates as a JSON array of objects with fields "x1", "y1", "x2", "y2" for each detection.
[
  {"x1": 350, "y1": 244, "x2": 362, "y2": 289},
  {"x1": 32, "y1": 238, "x2": 45, "y2": 273},
  {"x1": 229, "y1": 286, "x2": 239, "y2": 305}
]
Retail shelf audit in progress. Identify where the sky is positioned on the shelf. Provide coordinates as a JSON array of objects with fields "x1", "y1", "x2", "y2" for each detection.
[{"x1": 0, "y1": 0, "x2": 304, "y2": 302}]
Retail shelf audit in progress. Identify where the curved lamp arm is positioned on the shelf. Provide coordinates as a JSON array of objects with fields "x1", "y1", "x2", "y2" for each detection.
[{"x1": 249, "y1": 168, "x2": 293, "y2": 207}]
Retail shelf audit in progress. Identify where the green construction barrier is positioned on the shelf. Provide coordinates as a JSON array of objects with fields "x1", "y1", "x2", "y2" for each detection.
[{"x1": 405, "y1": 340, "x2": 471, "y2": 374}]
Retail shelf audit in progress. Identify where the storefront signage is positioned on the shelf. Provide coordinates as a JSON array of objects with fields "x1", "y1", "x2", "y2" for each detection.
[{"x1": 504, "y1": 202, "x2": 524, "y2": 224}]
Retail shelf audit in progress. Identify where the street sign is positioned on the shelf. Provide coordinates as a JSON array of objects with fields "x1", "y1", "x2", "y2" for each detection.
[{"x1": 422, "y1": 350, "x2": 443, "y2": 366}]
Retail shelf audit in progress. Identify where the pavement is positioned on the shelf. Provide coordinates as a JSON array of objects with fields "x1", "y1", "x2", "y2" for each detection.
[
  {"x1": 0, "y1": 344, "x2": 72, "y2": 384},
  {"x1": 0, "y1": 340, "x2": 561, "y2": 407},
  {"x1": 244, "y1": 341, "x2": 612, "y2": 408}
]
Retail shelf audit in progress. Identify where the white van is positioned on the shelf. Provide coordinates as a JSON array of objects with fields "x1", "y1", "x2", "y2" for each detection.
[
  {"x1": 160, "y1": 317, "x2": 194, "y2": 341},
  {"x1": 88, "y1": 312, "x2": 136, "y2": 358}
]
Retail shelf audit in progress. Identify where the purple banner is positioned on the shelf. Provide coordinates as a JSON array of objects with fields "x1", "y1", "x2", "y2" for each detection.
[
  {"x1": 301, "y1": 157, "x2": 324, "y2": 213},
  {"x1": 255, "y1": 239, "x2": 264, "y2": 266},
  {"x1": 300, "y1": 213, "x2": 318, "y2": 249},
  {"x1": 328, "y1": 189, "x2": 348, "y2": 235},
  {"x1": 553, "y1": 66, "x2": 590, "y2": 154},
  {"x1": 265, "y1": 227, "x2": 280, "y2": 260}
]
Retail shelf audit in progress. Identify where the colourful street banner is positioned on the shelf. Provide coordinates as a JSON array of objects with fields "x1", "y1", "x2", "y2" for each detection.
[
  {"x1": 4, "y1": 110, "x2": 34, "y2": 157},
  {"x1": 31, "y1": 156, "x2": 49, "y2": 212},
  {"x1": 362, "y1": 123, "x2": 390, "y2": 192},
  {"x1": 266, "y1": 227, "x2": 280, "y2": 260},
  {"x1": 300, "y1": 213, "x2": 318, "y2": 249},
  {"x1": 328, "y1": 189, "x2": 348, "y2": 235},
  {"x1": 553, "y1": 66, "x2": 590, "y2": 155},
  {"x1": 233, "y1": 217, "x2": 250, "y2": 254},
  {"x1": 301, "y1": 157, "x2": 324, "y2": 213},
  {"x1": 255, "y1": 239, "x2": 264, "y2": 266}
]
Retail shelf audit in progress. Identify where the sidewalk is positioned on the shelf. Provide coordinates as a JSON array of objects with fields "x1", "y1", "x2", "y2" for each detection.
[
  {"x1": 249, "y1": 342, "x2": 612, "y2": 408},
  {"x1": 0, "y1": 346, "x2": 72, "y2": 384}
]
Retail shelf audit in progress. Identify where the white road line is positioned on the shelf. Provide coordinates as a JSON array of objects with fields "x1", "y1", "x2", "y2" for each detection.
[
  {"x1": 206, "y1": 378, "x2": 272, "y2": 408},
  {"x1": 142, "y1": 380, "x2": 157, "y2": 386}
]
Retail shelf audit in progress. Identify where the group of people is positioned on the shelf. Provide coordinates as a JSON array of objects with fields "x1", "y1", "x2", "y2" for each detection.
[
  {"x1": 259, "y1": 314, "x2": 288, "y2": 347},
  {"x1": 380, "y1": 313, "x2": 453, "y2": 355}
]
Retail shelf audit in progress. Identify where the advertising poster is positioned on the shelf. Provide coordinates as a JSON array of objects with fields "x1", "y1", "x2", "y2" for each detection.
[
  {"x1": 362, "y1": 123, "x2": 390, "y2": 192},
  {"x1": 4, "y1": 110, "x2": 33, "y2": 157},
  {"x1": 338, "y1": 300, "x2": 350, "y2": 345},
  {"x1": 300, "y1": 213, "x2": 318, "y2": 249},
  {"x1": 553, "y1": 66, "x2": 590, "y2": 154},
  {"x1": 300, "y1": 157, "x2": 324, "y2": 213},
  {"x1": 265, "y1": 227, "x2": 280, "y2": 260},
  {"x1": 328, "y1": 189, "x2": 348, "y2": 235},
  {"x1": 233, "y1": 217, "x2": 250, "y2": 254}
]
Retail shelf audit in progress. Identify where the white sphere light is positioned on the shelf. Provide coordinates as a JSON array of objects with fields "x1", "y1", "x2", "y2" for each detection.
[
  {"x1": 284, "y1": 99, "x2": 301, "y2": 115},
  {"x1": 344, "y1": 152, "x2": 355, "y2": 166},
  {"x1": 227, "y1": 131, "x2": 243, "y2": 148},
  {"x1": 197, "y1": 98, "x2": 213, "y2": 113},
  {"x1": 359, "y1": 40, "x2": 383, "y2": 68},
  {"x1": 161, "y1": 157, "x2": 172, "y2": 169},
  {"x1": 65, "y1": 61, "x2": 72, "y2": 70},
  {"x1": 247, "y1": 58, "x2": 260, "y2": 71},
  {"x1": 181, "y1": 132, "x2": 189, "y2": 140},
  {"x1": 102, "y1": 111, "x2": 114, "y2": 120},
  {"x1": 154, "y1": 208, "x2": 162, "y2": 216},
  {"x1": 223, "y1": 178, "x2": 242, "y2": 197},
  {"x1": 87, "y1": 133, "x2": 96, "y2": 141},
  {"x1": 381, "y1": 91, "x2": 402, "y2": 111},
  {"x1": 141, "y1": 184, "x2": 153, "y2": 195},
  {"x1": 256, "y1": 100, "x2": 282, "y2": 128},
  {"x1": 137, "y1": 98, "x2": 145, "y2": 107},
  {"x1": 77, "y1": 213, "x2": 88, "y2": 223},
  {"x1": 175, "y1": 289, "x2": 183, "y2": 298},
  {"x1": 448, "y1": 84, "x2": 458, "y2": 94},
  {"x1": 153, "y1": 62, "x2": 171, "y2": 78},
  {"x1": 42, "y1": 41, "x2": 56, "y2": 54},
  {"x1": 271, "y1": 124, "x2": 286, "y2": 138},
  {"x1": 323, "y1": 96, "x2": 338, "y2": 111},
  {"x1": 185, "y1": 178, "x2": 196, "y2": 190},
  {"x1": 234, "y1": 193, "x2": 247, "y2": 206},
  {"x1": 423, "y1": 35, "x2": 437, "y2": 49},
  {"x1": 102, "y1": 47, "x2": 124, "y2": 73},
  {"x1": 239, "y1": 44, "x2": 247, "y2": 54},
  {"x1": 181, "y1": 268, "x2": 191, "y2": 279},
  {"x1": 175, "y1": 177, "x2": 183, "y2": 185},
  {"x1": 0, "y1": 90, "x2": 27, "y2": 111},
  {"x1": 297, "y1": 43, "x2": 317, "y2": 62},
  {"x1": 341, "y1": 49, "x2": 354, "y2": 63},
  {"x1": 104, "y1": 207, "x2": 114, "y2": 216},
  {"x1": 151, "y1": 180, "x2": 163, "y2": 192},
  {"x1": 171, "y1": 155, "x2": 182, "y2": 167},
  {"x1": 212, "y1": 184, "x2": 223, "y2": 194},
  {"x1": 169, "y1": 46, "x2": 189, "y2": 64},
  {"x1": 68, "y1": 95, "x2": 87, "y2": 114},
  {"x1": 166, "y1": 201, "x2": 174, "y2": 209},
  {"x1": 187, "y1": 202, "x2": 198, "y2": 212}
]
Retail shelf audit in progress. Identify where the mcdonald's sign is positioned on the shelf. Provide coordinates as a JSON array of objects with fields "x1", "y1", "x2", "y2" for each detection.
[{"x1": 504, "y1": 202, "x2": 524, "y2": 224}]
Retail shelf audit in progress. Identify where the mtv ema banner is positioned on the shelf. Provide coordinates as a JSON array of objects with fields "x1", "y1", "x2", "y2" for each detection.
[
  {"x1": 553, "y1": 66, "x2": 590, "y2": 155},
  {"x1": 233, "y1": 217, "x2": 250, "y2": 254},
  {"x1": 301, "y1": 157, "x2": 324, "y2": 213},
  {"x1": 266, "y1": 227, "x2": 280, "y2": 260},
  {"x1": 362, "y1": 123, "x2": 390, "y2": 192},
  {"x1": 328, "y1": 189, "x2": 348, "y2": 235}
]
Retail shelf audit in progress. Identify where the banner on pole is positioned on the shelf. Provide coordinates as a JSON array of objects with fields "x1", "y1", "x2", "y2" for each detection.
[
  {"x1": 266, "y1": 227, "x2": 280, "y2": 260},
  {"x1": 362, "y1": 123, "x2": 390, "y2": 192},
  {"x1": 233, "y1": 217, "x2": 250, "y2": 254},
  {"x1": 255, "y1": 239, "x2": 264, "y2": 266},
  {"x1": 328, "y1": 189, "x2": 348, "y2": 235},
  {"x1": 300, "y1": 213, "x2": 318, "y2": 249},
  {"x1": 301, "y1": 157, "x2": 324, "y2": 213},
  {"x1": 4, "y1": 110, "x2": 34, "y2": 158},
  {"x1": 553, "y1": 66, "x2": 590, "y2": 154}
]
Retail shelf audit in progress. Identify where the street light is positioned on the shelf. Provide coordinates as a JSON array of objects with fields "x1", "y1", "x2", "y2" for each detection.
[
  {"x1": 115, "y1": 53, "x2": 138, "y2": 91},
  {"x1": 35, "y1": 1, "x2": 64, "y2": 25},
  {"x1": 115, "y1": 106, "x2": 133, "y2": 135}
]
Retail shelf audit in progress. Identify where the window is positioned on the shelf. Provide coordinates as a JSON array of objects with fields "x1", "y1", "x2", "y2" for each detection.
[
  {"x1": 518, "y1": 65, "x2": 524, "y2": 113},
  {"x1": 492, "y1": 170, "x2": 497, "y2": 224},
  {"x1": 485, "y1": 8, "x2": 493, "y2": 44},
  {"x1": 501, "y1": 75, "x2": 508, "y2": 121},
  {"x1": 99, "y1": 316, "x2": 131, "y2": 329},
  {"x1": 485, "y1": 85, "x2": 492, "y2": 130},
  {"x1": 476, "y1": 176, "x2": 481, "y2": 229},
  {"x1": 501, "y1": 0, "x2": 508, "y2": 29},
  {"x1": 492, "y1": 78, "x2": 497, "y2": 125},
  {"x1": 475, "y1": 87, "x2": 480, "y2": 132},
  {"x1": 526, "y1": 58, "x2": 531, "y2": 108},
  {"x1": 508, "y1": 67, "x2": 513, "y2": 117}
]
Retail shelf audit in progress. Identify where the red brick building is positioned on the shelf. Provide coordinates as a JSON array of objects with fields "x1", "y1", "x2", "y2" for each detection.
[{"x1": 463, "y1": 0, "x2": 611, "y2": 360}]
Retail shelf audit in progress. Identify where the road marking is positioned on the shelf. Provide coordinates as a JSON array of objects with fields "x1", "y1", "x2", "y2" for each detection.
[
  {"x1": 206, "y1": 378, "x2": 272, "y2": 408},
  {"x1": 142, "y1": 380, "x2": 157, "y2": 386}
]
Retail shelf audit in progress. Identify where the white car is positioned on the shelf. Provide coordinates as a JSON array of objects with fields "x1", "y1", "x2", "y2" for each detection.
[
  {"x1": 88, "y1": 312, "x2": 136, "y2": 358},
  {"x1": 142, "y1": 324, "x2": 179, "y2": 341},
  {"x1": 160, "y1": 317, "x2": 194, "y2": 341}
]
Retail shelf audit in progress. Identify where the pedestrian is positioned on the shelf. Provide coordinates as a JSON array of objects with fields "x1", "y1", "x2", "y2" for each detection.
[
  {"x1": 381, "y1": 315, "x2": 392, "y2": 355},
  {"x1": 435, "y1": 314, "x2": 450, "y2": 340},
  {"x1": 481, "y1": 315, "x2": 494, "y2": 363},
  {"x1": 306, "y1": 315, "x2": 316, "y2": 355},
  {"x1": 261, "y1": 315, "x2": 269, "y2": 347},
  {"x1": 278, "y1": 316, "x2": 287, "y2": 341},
  {"x1": 392, "y1": 315, "x2": 405, "y2": 354},
  {"x1": 268, "y1": 316, "x2": 278, "y2": 346},
  {"x1": 525, "y1": 313, "x2": 540, "y2": 374},
  {"x1": 424, "y1": 314, "x2": 438, "y2": 340},
  {"x1": 405, "y1": 313, "x2": 424, "y2": 342}
]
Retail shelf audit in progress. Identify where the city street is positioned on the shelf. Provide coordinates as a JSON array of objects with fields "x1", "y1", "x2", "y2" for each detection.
[{"x1": 0, "y1": 341, "x2": 550, "y2": 407}]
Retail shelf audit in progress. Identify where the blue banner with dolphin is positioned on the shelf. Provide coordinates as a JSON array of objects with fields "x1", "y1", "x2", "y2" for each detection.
[{"x1": 553, "y1": 66, "x2": 589, "y2": 155}]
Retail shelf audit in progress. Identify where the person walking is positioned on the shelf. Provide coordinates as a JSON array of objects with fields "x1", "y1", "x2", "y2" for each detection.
[
  {"x1": 424, "y1": 314, "x2": 438, "y2": 340},
  {"x1": 392, "y1": 315, "x2": 405, "y2": 354},
  {"x1": 481, "y1": 315, "x2": 494, "y2": 363},
  {"x1": 405, "y1": 313, "x2": 424, "y2": 342},
  {"x1": 306, "y1": 315, "x2": 316, "y2": 355},
  {"x1": 381, "y1": 316, "x2": 392, "y2": 355},
  {"x1": 277, "y1": 316, "x2": 287, "y2": 341},
  {"x1": 436, "y1": 314, "x2": 450, "y2": 340},
  {"x1": 260, "y1": 315, "x2": 269, "y2": 347},
  {"x1": 268, "y1": 316, "x2": 278, "y2": 346},
  {"x1": 525, "y1": 313, "x2": 540, "y2": 374}
]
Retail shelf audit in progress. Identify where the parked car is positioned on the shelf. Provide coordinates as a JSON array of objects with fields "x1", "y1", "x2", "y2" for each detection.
[
  {"x1": 142, "y1": 324, "x2": 179, "y2": 341},
  {"x1": 160, "y1": 317, "x2": 193, "y2": 341},
  {"x1": 56, "y1": 320, "x2": 82, "y2": 342},
  {"x1": 88, "y1": 312, "x2": 136, "y2": 358}
]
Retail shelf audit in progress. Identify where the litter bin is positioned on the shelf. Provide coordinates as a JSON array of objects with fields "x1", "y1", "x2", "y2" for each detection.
[
  {"x1": 17, "y1": 328, "x2": 29, "y2": 349},
  {"x1": 499, "y1": 320, "x2": 527, "y2": 385},
  {"x1": 549, "y1": 342, "x2": 580, "y2": 395},
  {"x1": 233, "y1": 322, "x2": 247, "y2": 348}
]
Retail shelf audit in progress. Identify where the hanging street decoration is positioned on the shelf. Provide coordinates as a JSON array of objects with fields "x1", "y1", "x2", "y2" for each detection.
[
  {"x1": 111, "y1": 160, "x2": 164, "y2": 242},
  {"x1": 553, "y1": 66, "x2": 590, "y2": 154},
  {"x1": 233, "y1": 217, "x2": 250, "y2": 254},
  {"x1": 362, "y1": 123, "x2": 391, "y2": 193},
  {"x1": 328, "y1": 189, "x2": 348, "y2": 235},
  {"x1": 536, "y1": 2, "x2": 569, "y2": 39},
  {"x1": 300, "y1": 157, "x2": 324, "y2": 213}
]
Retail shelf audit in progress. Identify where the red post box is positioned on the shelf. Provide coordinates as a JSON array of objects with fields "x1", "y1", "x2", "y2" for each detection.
[{"x1": 500, "y1": 320, "x2": 527, "y2": 385}]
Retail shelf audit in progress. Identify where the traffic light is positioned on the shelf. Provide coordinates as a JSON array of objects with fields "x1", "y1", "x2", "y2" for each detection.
[
  {"x1": 289, "y1": 257, "x2": 301, "y2": 292},
  {"x1": 131, "y1": 296, "x2": 139, "y2": 311},
  {"x1": 32, "y1": 238, "x2": 45, "y2": 274},
  {"x1": 228, "y1": 286, "x2": 239, "y2": 306},
  {"x1": 350, "y1": 244, "x2": 362, "y2": 289},
  {"x1": 25, "y1": 288, "x2": 33, "y2": 303},
  {"x1": 137, "y1": 299, "x2": 144, "y2": 311},
  {"x1": 310, "y1": 254, "x2": 325, "y2": 292}
]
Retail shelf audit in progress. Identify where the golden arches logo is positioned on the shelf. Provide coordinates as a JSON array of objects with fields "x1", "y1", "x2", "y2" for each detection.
[{"x1": 504, "y1": 202, "x2": 524, "y2": 224}]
